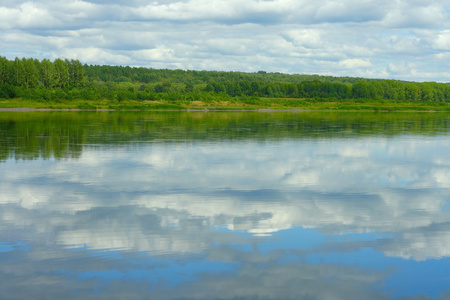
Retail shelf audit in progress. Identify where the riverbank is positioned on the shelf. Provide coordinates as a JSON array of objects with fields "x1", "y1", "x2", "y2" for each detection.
[{"x1": 1, "y1": 98, "x2": 450, "y2": 111}]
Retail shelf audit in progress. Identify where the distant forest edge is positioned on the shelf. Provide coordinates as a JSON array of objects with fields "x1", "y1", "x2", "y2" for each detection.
[{"x1": 1, "y1": 56, "x2": 450, "y2": 104}]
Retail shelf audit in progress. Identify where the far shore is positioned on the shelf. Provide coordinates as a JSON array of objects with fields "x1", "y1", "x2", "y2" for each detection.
[
  {"x1": 0, "y1": 107, "x2": 114, "y2": 112},
  {"x1": 0, "y1": 107, "x2": 447, "y2": 113},
  {"x1": 0, "y1": 107, "x2": 311, "y2": 112},
  {"x1": 1, "y1": 98, "x2": 450, "y2": 112}
]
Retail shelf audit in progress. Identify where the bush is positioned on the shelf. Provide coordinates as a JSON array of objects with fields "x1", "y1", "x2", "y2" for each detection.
[
  {"x1": 0, "y1": 84, "x2": 17, "y2": 98},
  {"x1": 151, "y1": 103, "x2": 185, "y2": 110},
  {"x1": 76, "y1": 102, "x2": 97, "y2": 109}
]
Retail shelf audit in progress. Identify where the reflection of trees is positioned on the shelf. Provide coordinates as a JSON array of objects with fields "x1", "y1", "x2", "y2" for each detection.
[
  {"x1": 1, "y1": 111, "x2": 450, "y2": 161},
  {"x1": 0, "y1": 113, "x2": 84, "y2": 160}
]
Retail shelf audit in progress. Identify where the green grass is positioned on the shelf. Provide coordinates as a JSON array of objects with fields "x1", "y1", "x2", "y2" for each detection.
[{"x1": 1, "y1": 97, "x2": 449, "y2": 111}]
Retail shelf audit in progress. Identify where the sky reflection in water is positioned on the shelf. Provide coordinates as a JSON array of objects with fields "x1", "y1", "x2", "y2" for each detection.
[{"x1": 1, "y1": 112, "x2": 450, "y2": 299}]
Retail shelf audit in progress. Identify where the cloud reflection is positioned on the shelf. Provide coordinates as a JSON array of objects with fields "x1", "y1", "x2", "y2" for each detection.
[
  {"x1": 1, "y1": 136, "x2": 450, "y2": 263},
  {"x1": 1, "y1": 129, "x2": 450, "y2": 299}
]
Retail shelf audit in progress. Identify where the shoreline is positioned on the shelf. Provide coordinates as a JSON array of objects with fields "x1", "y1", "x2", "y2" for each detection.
[
  {"x1": 2, "y1": 97, "x2": 450, "y2": 112},
  {"x1": 0, "y1": 107, "x2": 447, "y2": 113},
  {"x1": 0, "y1": 107, "x2": 311, "y2": 112},
  {"x1": 0, "y1": 107, "x2": 114, "y2": 112}
]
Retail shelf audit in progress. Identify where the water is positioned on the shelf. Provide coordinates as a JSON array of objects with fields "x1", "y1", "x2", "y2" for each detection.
[{"x1": 1, "y1": 111, "x2": 450, "y2": 299}]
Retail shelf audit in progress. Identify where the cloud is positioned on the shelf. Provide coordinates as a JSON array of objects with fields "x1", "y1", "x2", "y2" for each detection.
[
  {"x1": 58, "y1": 47, "x2": 134, "y2": 64},
  {"x1": 387, "y1": 62, "x2": 418, "y2": 76},
  {"x1": 0, "y1": 0, "x2": 449, "y2": 80},
  {"x1": 382, "y1": 2, "x2": 449, "y2": 29},
  {"x1": 433, "y1": 30, "x2": 450, "y2": 50},
  {"x1": 313, "y1": 0, "x2": 388, "y2": 23},
  {"x1": 338, "y1": 58, "x2": 372, "y2": 69},
  {"x1": 0, "y1": 3, "x2": 59, "y2": 30}
]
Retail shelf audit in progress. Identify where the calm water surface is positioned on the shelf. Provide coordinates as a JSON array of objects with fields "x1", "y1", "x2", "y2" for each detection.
[{"x1": 1, "y1": 111, "x2": 450, "y2": 299}]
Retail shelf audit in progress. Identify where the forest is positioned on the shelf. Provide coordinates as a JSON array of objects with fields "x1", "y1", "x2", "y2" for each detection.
[{"x1": 1, "y1": 56, "x2": 450, "y2": 108}]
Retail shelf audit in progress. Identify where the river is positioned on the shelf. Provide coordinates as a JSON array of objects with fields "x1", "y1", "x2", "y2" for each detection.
[{"x1": 1, "y1": 111, "x2": 449, "y2": 299}]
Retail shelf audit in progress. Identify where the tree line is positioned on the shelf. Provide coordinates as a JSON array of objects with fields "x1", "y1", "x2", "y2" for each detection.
[
  {"x1": 83, "y1": 64, "x2": 360, "y2": 85},
  {"x1": 0, "y1": 57, "x2": 84, "y2": 98},
  {"x1": 1, "y1": 56, "x2": 450, "y2": 103},
  {"x1": 204, "y1": 79, "x2": 450, "y2": 102}
]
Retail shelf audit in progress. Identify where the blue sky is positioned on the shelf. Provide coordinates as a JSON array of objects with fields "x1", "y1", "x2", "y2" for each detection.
[{"x1": 1, "y1": 0, "x2": 449, "y2": 82}]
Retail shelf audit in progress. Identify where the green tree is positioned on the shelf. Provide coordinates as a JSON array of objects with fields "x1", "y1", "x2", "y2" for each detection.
[
  {"x1": 65, "y1": 59, "x2": 85, "y2": 88},
  {"x1": 53, "y1": 58, "x2": 69, "y2": 88},
  {"x1": 0, "y1": 56, "x2": 12, "y2": 85},
  {"x1": 404, "y1": 83, "x2": 420, "y2": 101},
  {"x1": 22, "y1": 58, "x2": 40, "y2": 88},
  {"x1": 382, "y1": 80, "x2": 405, "y2": 100},
  {"x1": 419, "y1": 83, "x2": 435, "y2": 102},
  {"x1": 184, "y1": 83, "x2": 194, "y2": 93},
  {"x1": 40, "y1": 59, "x2": 56, "y2": 88},
  {"x1": 352, "y1": 81, "x2": 376, "y2": 99}
]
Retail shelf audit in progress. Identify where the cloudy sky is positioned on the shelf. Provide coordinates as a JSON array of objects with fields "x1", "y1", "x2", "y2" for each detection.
[{"x1": 1, "y1": 0, "x2": 450, "y2": 82}]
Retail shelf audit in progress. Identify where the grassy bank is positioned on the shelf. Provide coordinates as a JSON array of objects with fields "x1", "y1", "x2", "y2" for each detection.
[{"x1": 1, "y1": 97, "x2": 450, "y2": 111}]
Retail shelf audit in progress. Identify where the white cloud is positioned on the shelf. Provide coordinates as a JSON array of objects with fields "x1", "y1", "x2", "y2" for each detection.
[
  {"x1": 0, "y1": 3, "x2": 59, "y2": 30},
  {"x1": 387, "y1": 62, "x2": 417, "y2": 76},
  {"x1": 433, "y1": 30, "x2": 450, "y2": 50},
  {"x1": 58, "y1": 47, "x2": 133, "y2": 64},
  {"x1": 382, "y1": 2, "x2": 448, "y2": 29},
  {"x1": 338, "y1": 58, "x2": 372, "y2": 69},
  {"x1": 1, "y1": 1, "x2": 450, "y2": 82},
  {"x1": 285, "y1": 29, "x2": 323, "y2": 49}
]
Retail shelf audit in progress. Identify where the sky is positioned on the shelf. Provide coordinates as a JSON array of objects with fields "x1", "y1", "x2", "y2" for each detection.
[{"x1": 0, "y1": 0, "x2": 450, "y2": 81}]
